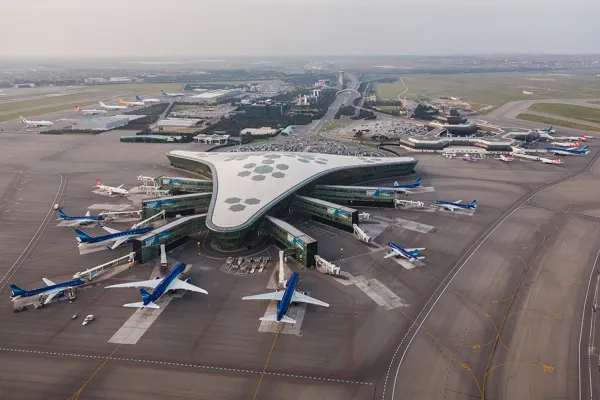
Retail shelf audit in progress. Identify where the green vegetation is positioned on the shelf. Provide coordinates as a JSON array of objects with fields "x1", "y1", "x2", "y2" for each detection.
[
  {"x1": 0, "y1": 101, "x2": 97, "y2": 122},
  {"x1": 588, "y1": 101, "x2": 600, "y2": 105},
  {"x1": 516, "y1": 114, "x2": 600, "y2": 132},
  {"x1": 0, "y1": 94, "x2": 101, "y2": 113},
  {"x1": 323, "y1": 121, "x2": 341, "y2": 130},
  {"x1": 308, "y1": 135, "x2": 318, "y2": 139},
  {"x1": 528, "y1": 103, "x2": 600, "y2": 124},
  {"x1": 376, "y1": 73, "x2": 600, "y2": 112},
  {"x1": 82, "y1": 83, "x2": 183, "y2": 96}
]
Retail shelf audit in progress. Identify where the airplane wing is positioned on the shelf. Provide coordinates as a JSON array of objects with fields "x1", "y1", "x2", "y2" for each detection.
[
  {"x1": 291, "y1": 291, "x2": 329, "y2": 307},
  {"x1": 242, "y1": 291, "x2": 285, "y2": 301},
  {"x1": 454, "y1": 200, "x2": 463, "y2": 204},
  {"x1": 44, "y1": 290, "x2": 61, "y2": 304},
  {"x1": 169, "y1": 279, "x2": 208, "y2": 294},
  {"x1": 101, "y1": 225, "x2": 121, "y2": 235},
  {"x1": 105, "y1": 279, "x2": 161, "y2": 289},
  {"x1": 66, "y1": 220, "x2": 84, "y2": 227},
  {"x1": 404, "y1": 248, "x2": 426, "y2": 252},
  {"x1": 117, "y1": 184, "x2": 124, "y2": 189},
  {"x1": 42, "y1": 278, "x2": 56, "y2": 286},
  {"x1": 384, "y1": 249, "x2": 401, "y2": 259},
  {"x1": 109, "y1": 237, "x2": 129, "y2": 250}
]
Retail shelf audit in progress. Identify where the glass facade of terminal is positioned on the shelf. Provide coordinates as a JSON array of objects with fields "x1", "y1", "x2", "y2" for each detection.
[{"x1": 142, "y1": 193, "x2": 212, "y2": 219}]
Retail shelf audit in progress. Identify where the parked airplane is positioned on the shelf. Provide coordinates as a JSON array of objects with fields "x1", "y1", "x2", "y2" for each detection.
[
  {"x1": 105, "y1": 262, "x2": 207, "y2": 308},
  {"x1": 161, "y1": 90, "x2": 185, "y2": 98},
  {"x1": 135, "y1": 95, "x2": 160, "y2": 104},
  {"x1": 536, "y1": 126, "x2": 555, "y2": 133},
  {"x1": 57, "y1": 208, "x2": 104, "y2": 226},
  {"x1": 565, "y1": 134, "x2": 590, "y2": 141},
  {"x1": 10, "y1": 277, "x2": 86, "y2": 304},
  {"x1": 76, "y1": 105, "x2": 107, "y2": 115},
  {"x1": 495, "y1": 155, "x2": 514, "y2": 162},
  {"x1": 384, "y1": 242, "x2": 426, "y2": 262},
  {"x1": 545, "y1": 146, "x2": 590, "y2": 156},
  {"x1": 434, "y1": 200, "x2": 477, "y2": 212},
  {"x1": 19, "y1": 115, "x2": 53, "y2": 127},
  {"x1": 75, "y1": 224, "x2": 153, "y2": 250},
  {"x1": 119, "y1": 98, "x2": 144, "y2": 107},
  {"x1": 540, "y1": 157, "x2": 564, "y2": 165},
  {"x1": 389, "y1": 177, "x2": 422, "y2": 193},
  {"x1": 551, "y1": 140, "x2": 579, "y2": 148},
  {"x1": 95, "y1": 179, "x2": 129, "y2": 196},
  {"x1": 463, "y1": 154, "x2": 476, "y2": 161},
  {"x1": 242, "y1": 272, "x2": 329, "y2": 324},
  {"x1": 100, "y1": 101, "x2": 127, "y2": 110}
]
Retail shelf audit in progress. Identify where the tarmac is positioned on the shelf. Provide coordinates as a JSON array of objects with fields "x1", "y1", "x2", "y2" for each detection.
[{"x1": 1, "y1": 122, "x2": 600, "y2": 399}]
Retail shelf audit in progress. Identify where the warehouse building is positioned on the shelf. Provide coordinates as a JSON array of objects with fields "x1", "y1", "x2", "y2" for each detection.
[{"x1": 72, "y1": 116, "x2": 131, "y2": 131}]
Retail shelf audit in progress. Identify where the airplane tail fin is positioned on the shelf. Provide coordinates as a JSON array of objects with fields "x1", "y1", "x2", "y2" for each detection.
[
  {"x1": 260, "y1": 314, "x2": 296, "y2": 324},
  {"x1": 100, "y1": 101, "x2": 105, "y2": 107},
  {"x1": 123, "y1": 301, "x2": 159, "y2": 309},
  {"x1": 74, "y1": 228, "x2": 93, "y2": 243},
  {"x1": 583, "y1": 146, "x2": 590, "y2": 151},
  {"x1": 19, "y1": 115, "x2": 26, "y2": 123},
  {"x1": 140, "y1": 288, "x2": 152, "y2": 302},
  {"x1": 411, "y1": 249, "x2": 419, "y2": 258},
  {"x1": 58, "y1": 209, "x2": 68, "y2": 219},
  {"x1": 135, "y1": 95, "x2": 142, "y2": 101},
  {"x1": 119, "y1": 98, "x2": 126, "y2": 104},
  {"x1": 413, "y1": 177, "x2": 422, "y2": 186},
  {"x1": 161, "y1": 90, "x2": 166, "y2": 94},
  {"x1": 469, "y1": 200, "x2": 477, "y2": 208},
  {"x1": 96, "y1": 179, "x2": 102, "y2": 185},
  {"x1": 10, "y1": 284, "x2": 25, "y2": 297},
  {"x1": 76, "y1": 105, "x2": 82, "y2": 111}
]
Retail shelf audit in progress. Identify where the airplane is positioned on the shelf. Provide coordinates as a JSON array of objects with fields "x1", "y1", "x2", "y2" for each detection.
[
  {"x1": 100, "y1": 101, "x2": 127, "y2": 110},
  {"x1": 161, "y1": 90, "x2": 185, "y2": 98},
  {"x1": 536, "y1": 126, "x2": 555, "y2": 133},
  {"x1": 57, "y1": 208, "x2": 104, "y2": 227},
  {"x1": 135, "y1": 95, "x2": 160, "y2": 104},
  {"x1": 384, "y1": 242, "x2": 426, "y2": 262},
  {"x1": 105, "y1": 262, "x2": 207, "y2": 308},
  {"x1": 10, "y1": 277, "x2": 86, "y2": 305},
  {"x1": 565, "y1": 134, "x2": 590, "y2": 142},
  {"x1": 551, "y1": 140, "x2": 579, "y2": 148},
  {"x1": 19, "y1": 115, "x2": 53, "y2": 127},
  {"x1": 119, "y1": 98, "x2": 145, "y2": 107},
  {"x1": 76, "y1": 105, "x2": 107, "y2": 115},
  {"x1": 242, "y1": 272, "x2": 329, "y2": 324},
  {"x1": 463, "y1": 154, "x2": 476, "y2": 161},
  {"x1": 540, "y1": 157, "x2": 564, "y2": 165},
  {"x1": 391, "y1": 177, "x2": 422, "y2": 193},
  {"x1": 495, "y1": 155, "x2": 515, "y2": 162},
  {"x1": 434, "y1": 200, "x2": 477, "y2": 212},
  {"x1": 95, "y1": 179, "x2": 129, "y2": 196},
  {"x1": 545, "y1": 146, "x2": 590, "y2": 156},
  {"x1": 75, "y1": 224, "x2": 153, "y2": 250}
]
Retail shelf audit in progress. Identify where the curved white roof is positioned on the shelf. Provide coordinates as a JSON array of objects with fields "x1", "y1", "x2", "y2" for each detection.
[{"x1": 167, "y1": 150, "x2": 416, "y2": 232}]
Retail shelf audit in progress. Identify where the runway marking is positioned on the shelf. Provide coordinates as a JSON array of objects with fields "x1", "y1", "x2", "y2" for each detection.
[
  {"x1": 108, "y1": 297, "x2": 174, "y2": 344},
  {"x1": 354, "y1": 276, "x2": 409, "y2": 310},
  {"x1": 0, "y1": 347, "x2": 372, "y2": 386}
]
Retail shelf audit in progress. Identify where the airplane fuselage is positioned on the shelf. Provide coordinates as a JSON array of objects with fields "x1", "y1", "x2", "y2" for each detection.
[
  {"x1": 278, "y1": 272, "x2": 300, "y2": 321},
  {"x1": 434, "y1": 200, "x2": 476, "y2": 210},
  {"x1": 11, "y1": 278, "x2": 85, "y2": 299},
  {"x1": 143, "y1": 263, "x2": 186, "y2": 306},
  {"x1": 77, "y1": 226, "x2": 153, "y2": 245}
]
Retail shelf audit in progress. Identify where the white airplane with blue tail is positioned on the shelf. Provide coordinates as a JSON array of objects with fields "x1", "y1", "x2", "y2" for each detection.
[{"x1": 385, "y1": 242, "x2": 426, "y2": 262}]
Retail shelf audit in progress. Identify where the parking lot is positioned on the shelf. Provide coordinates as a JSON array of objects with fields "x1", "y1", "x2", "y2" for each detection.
[{"x1": 228, "y1": 137, "x2": 383, "y2": 157}]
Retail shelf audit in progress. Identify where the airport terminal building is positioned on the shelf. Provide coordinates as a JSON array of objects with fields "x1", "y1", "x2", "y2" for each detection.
[{"x1": 164, "y1": 150, "x2": 417, "y2": 250}]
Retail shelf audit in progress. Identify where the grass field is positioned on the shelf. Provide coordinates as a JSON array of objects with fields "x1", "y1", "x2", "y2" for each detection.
[
  {"x1": 0, "y1": 84, "x2": 183, "y2": 114},
  {"x1": 528, "y1": 103, "x2": 600, "y2": 124},
  {"x1": 516, "y1": 113, "x2": 600, "y2": 132},
  {"x1": 191, "y1": 80, "x2": 282, "y2": 86},
  {"x1": 0, "y1": 101, "x2": 97, "y2": 122},
  {"x1": 374, "y1": 105, "x2": 401, "y2": 113},
  {"x1": 376, "y1": 73, "x2": 600, "y2": 112}
]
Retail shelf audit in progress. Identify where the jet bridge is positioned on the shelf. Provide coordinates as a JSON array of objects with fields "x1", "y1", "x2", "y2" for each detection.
[
  {"x1": 142, "y1": 193, "x2": 212, "y2": 219},
  {"x1": 291, "y1": 195, "x2": 358, "y2": 230},
  {"x1": 157, "y1": 176, "x2": 213, "y2": 194},
  {"x1": 132, "y1": 214, "x2": 207, "y2": 264},
  {"x1": 262, "y1": 216, "x2": 317, "y2": 268},
  {"x1": 312, "y1": 185, "x2": 396, "y2": 206}
]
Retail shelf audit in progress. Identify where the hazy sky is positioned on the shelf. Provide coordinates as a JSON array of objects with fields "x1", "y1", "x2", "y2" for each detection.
[{"x1": 1, "y1": 0, "x2": 598, "y2": 57}]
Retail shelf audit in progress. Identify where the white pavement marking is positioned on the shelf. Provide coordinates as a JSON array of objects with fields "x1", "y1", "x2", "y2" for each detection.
[
  {"x1": 437, "y1": 208, "x2": 476, "y2": 216},
  {"x1": 0, "y1": 347, "x2": 372, "y2": 385},
  {"x1": 389, "y1": 257, "x2": 420, "y2": 270},
  {"x1": 108, "y1": 297, "x2": 174, "y2": 344},
  {"x1": 579, "y1": 248, "x2": 600, "y2": 400},
  {"x1": 258, "y1": 300, "x2": 306, "y2": 336},
  {"x1": 78, "y1": 243, "x2": 110, "y2": 255},
  {"x1": 354, "y1": 276, "x2": 409, "y2": 310},
  {"x1": 372, "y1": 216, "x2": 434, "y2": 234}
]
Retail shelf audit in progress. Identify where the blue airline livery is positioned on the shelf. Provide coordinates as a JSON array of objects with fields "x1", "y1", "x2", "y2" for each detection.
[
  {"x1": 161, "y1": 90, "x2": 184, "y2": 98},
  {"x1": 75, "y1": 224, "x2": 153, "y2": 250},
  {"x1": 58, "y1": 208, "x2": 104, "y2": 227},
  {"x1": 537, "y1": 125, "x2": 554, "y2": 133},
  {"x1": 105, "y1": 262, "x2": 207, "y2": 308},
  {"x1": 545, "y1": 145, "x2": 589, "y2": 156},
  {"x1": 135, "y1": 95, "x2": 160, "y2": 103},
  {"x1": 391, "y1": 177, "x2": 422, "y2": 193},
  {"x1": 242, "y1": 272, "x2": 329, "y2": 324},
  {"x1": 434, "y1": 199, "x2": 477, "y2": 212},
  {"x1": 10, "y1": 278, "x2": 86, "y2": 305},
  {"x1": 385, "y1": 242, "x2": 426, "y2": 262}
]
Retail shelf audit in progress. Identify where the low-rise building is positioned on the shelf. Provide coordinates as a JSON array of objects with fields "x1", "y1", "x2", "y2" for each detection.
[
  {"x1": 240, "y1": 127, "x2": 278, "y2": 136},
  {"x1": 193, "y1": 134, "x2": 230, "y2": 144},
  {"x1": 72, "y1": 116, "x2": 130, "y2": 131}
]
